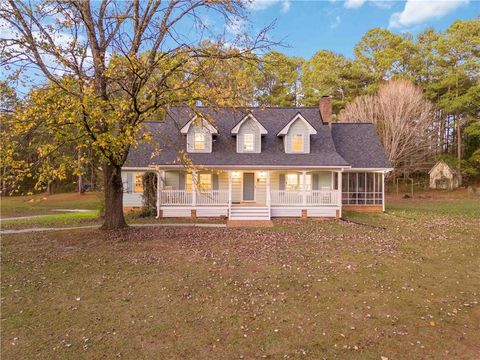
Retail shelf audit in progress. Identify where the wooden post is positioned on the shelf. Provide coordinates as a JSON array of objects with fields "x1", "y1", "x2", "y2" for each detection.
[
  {"x1": 156, "y1": 169, "x2": 161, "y2": 218},
  {"x1": 302, "y1": 171, "x2": 307, "y2": 206},
  {"x1": 192, "y1": 171, "x2": 197, "y2": 207},
  {"x1": 266, "y1": 171, "x2": 271, "y2": 206},
  {"x1": 382, "y1": 172, "x2": 385, "y2": 212},
  {"x1": 228, "y1": 171, "x2": 232, "y2": 218},
  {"x1": 337, "y1": 171, "x2": 342, "y2": 218}
]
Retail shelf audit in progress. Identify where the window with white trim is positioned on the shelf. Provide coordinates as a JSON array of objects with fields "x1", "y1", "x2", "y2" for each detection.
[
  {"x1": 292, "y1": 134, "x2": 304, "y2": 152},
  {"x1": 285, "y1": 173, "x2": 311, "y2": 190},
  {"x1": 243, "y1": 133, "x2": 255, "y2": 152},
  {"x1": 185, "y1": 173, "x2": 212, "y2": 191},
  {"x1": 194, "y1": 132, "x2": 206, "y2": 150},
  {"x1": 134, "y1": 173, "x2": 144, "y2": 193}
]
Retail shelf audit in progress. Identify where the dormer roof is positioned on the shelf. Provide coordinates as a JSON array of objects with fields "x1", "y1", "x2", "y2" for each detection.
[
  {"x1": 180, "y1": 115, "x2": 218, "y2": 135},
  {"x1": 231, "y1": 113, "x2": 268, "y2": 135},
  {"x1": 277, "y1": 113, "x2": 317, "y2": 136}
]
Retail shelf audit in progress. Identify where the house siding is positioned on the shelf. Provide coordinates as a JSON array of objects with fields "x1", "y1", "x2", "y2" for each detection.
[
  {"x1": 285, "y1": 119, "x2": 310, "y2": 153},
  {"x1": 165, "y1": 171, "x2": 181, "y2": 189},
  {"x1": 237, "y1": 118, "x2": 261, "y2": 153},
  {"x1": 269, "y1": 170, "x2": 332, "y2": 190}
]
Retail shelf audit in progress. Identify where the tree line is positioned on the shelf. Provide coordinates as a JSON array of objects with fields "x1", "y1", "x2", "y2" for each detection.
[{"x1": 212, "y1": 19, "x2": 479, "y2": 181}]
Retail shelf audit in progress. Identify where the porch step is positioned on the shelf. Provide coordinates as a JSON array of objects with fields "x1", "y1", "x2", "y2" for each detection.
[{"x1": 229, "y1": 206, "x2": 271, "y2": 220}]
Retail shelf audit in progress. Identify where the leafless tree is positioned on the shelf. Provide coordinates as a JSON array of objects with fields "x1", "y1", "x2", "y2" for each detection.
[{"x1": 339, "y1": 79, "x2": 436, "y2": 176}]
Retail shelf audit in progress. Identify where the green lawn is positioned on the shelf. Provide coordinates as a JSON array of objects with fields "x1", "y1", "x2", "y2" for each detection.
[
  {"x1": 0, "y1": 192, "x2": 101, "y2": 218},
  {"x1": 1, "y1": 195, "x2": 479, "y2": 359}
]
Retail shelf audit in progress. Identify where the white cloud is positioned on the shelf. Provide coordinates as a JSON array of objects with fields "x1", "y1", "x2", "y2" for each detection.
[
  {"x1": 389, "y1": 0, "x2": 469, "y2": 28},
  {"x1": 245, "y1": 0, "x2": 292, "y2": 13},
  {"x1": 281, "y1": 0, "x2": 291, "y2": 13},
  {"x1": 330, "y1": 16, "x2": 341, "y2": 29},
  {"x1": 344, "y1": 0, "x2": 395, "y2": 9},
  {"x1": 344, "y1": 0, "x2": 367, "y2": 9},
  {"x1": 371, "y1": 0, "x2": 394, "y2": 9}
]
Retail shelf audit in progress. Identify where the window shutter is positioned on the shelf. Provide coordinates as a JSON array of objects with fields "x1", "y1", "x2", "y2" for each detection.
[
  {"x1": 312, "y1": 173, "x2": 319, "y2": 190},
  {"x1": 179, "y1": 172, "x2": 185, "y2": 190},
  {"x1": 212, "y1": 173, "x2": 219, "y2": 190},
  {"x1": 126, "y1": 173, "x2": 133, "y2": 193},
  {"x1": 279, "y1": 173, "x2": 285, "y2": 191}
]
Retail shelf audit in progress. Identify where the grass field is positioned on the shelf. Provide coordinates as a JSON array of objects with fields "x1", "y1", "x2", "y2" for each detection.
[
  {"x1": 1, "y1": 191, "x2": 479, "y2": 359},
  {"x1": 0, "y1": 192, "x2": 101, "y2": 218}
]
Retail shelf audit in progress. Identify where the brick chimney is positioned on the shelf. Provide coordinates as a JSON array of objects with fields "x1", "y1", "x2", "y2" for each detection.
[{"x1": 319, "y1": 96, "x2": 332, "y2": 125}]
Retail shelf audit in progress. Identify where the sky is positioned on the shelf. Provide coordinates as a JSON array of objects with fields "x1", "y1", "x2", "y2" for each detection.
[
  {"x1": 2, "y1": 0, "x2": 478, "y2": 95},
  {"x1": 241, "y1": 0, "x2": 479, "y2": 59}
]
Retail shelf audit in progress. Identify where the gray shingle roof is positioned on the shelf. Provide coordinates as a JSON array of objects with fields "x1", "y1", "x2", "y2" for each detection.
[
  {"x1": 331, "y1": 123, "x2": 392, "y2": 168},
  {"x1": 125, "y1": 106, "x2": 391, "y2": 169}
]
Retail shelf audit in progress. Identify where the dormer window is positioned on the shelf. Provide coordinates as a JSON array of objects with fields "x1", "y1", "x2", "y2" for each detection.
[
  {"x1": 194, "y1": 132, "x2": 206, "y2": 151},
  {"x1": 231, "y1": 114, "x2": 268, "y2": 154},
  {"x1": 243, "y1": 133, "x2": 255, "y2": 152},
  {"x1": 277, "y1": 113, "x2": 317, "y2": 154},
  {"x1": 292, "y1": 134, "x2": 304, "y2": 152},
  {"x1": 180, "y1": 115, "x2": 217, "y2": 153}
]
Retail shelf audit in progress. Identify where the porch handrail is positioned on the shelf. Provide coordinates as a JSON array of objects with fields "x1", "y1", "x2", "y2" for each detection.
[
  {"x1": 271, "y1": 190, "x2": 338, "y2": 206},
  {"x1": 160, "y1": 189, "x2": 228, "y2": 206},
  {"x1": 270, "y1": 190, "x2": 303, "y2": 205},
  {"x1": 307, "y1": 190, "x2": 339, "y2": 205},
  {"x1": 196, "y1": 190, "x2": 229, "y2": 205},
  {"x1": 160, "y1": 190, "x2": 193, "y2": 205}
]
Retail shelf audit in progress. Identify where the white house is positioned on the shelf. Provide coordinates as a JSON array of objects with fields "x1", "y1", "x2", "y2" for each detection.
[{"x1": 122, "y1": 98, "x2": 393, "y2": 221}]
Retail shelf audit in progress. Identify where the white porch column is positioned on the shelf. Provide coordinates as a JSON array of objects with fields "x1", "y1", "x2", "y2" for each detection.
[
  {"x1": 337, "y1": 171, "x2": 342, "y2": 206},
  {"x1": 228, "y1": 171, "x2": 232, "y2": 216},
  {"x1": 382, "y1": 172, "x2": 385, "y2": 212},
  {"x1": 192, "y1": 170, "x2": 197, "y2": 207},
  {"x1": 302, "y1": 171, "x2": 307, "y2": 206},
  {"x1": 156, "y1": 169, "x2": 161, "y2": 219},
  {"x1": 266, "y1": 171, "x2": 271, "y2": 207}
]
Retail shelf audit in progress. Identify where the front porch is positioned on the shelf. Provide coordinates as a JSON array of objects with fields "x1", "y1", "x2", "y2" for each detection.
[{"x1": 156, "y1": 169, "x2": 343, "y2": 220}]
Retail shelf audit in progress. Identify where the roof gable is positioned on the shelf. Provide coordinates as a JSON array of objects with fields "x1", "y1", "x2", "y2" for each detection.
[
  {"x1": 180, "y1": 115, "x2": 218, "y2": 135},
  {"x1": 231, "y1": 113, "x2": 268, "y2": 135},
  {"x1": 277, "y1": 113, "x2": 317, "y2": 136},
  {"x1": 428, "y1": 161, "x2": 455, "y2": 175}
]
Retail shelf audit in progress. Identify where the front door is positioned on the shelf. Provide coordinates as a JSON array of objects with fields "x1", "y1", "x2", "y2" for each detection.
[{"x1": 243, "y1": 172, "x2": 255, "y2": 202}]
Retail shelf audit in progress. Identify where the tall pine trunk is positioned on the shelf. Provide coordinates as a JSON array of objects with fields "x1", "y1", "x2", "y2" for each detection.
[
  {"x1": 101, "y1": 162, "x2": 127, "y2": 229},
  {"x1": 456, "y1": 116, "x2": 462, "y2": 186}
]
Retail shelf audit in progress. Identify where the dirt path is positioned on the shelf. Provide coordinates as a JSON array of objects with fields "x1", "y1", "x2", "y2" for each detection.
[{"x1": 0, "y1": 222, "x2": 226, "y2": 235}]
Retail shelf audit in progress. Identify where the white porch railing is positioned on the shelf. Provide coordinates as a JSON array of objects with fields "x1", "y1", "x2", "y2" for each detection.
[
  {"x1": 196, "y1": 190, "x2": 229, "y2": 205},
  {"x1": 161, "y1": 189, "x2": 339, "y2": 206},
  {"x1": 271, "y1": 190, "x2": 340, "y2": 206},
  {"x1": 161, "y1": 190, "x2": 193, "y2": 205},
  {"x1": 307, "y1": 190, "x2": 340, "y2": 205},
  {"x1": 160, "y1": 190, "x2": 228, "y2": 206},
  {"x1": 270, "y1": 190, "x2": 303, "y2": 205}
]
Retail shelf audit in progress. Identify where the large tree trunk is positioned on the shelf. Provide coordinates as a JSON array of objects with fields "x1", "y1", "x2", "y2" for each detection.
[
  {"x1": 78, "y1": 147, "x2": 84, "y2": 194},
  {"x1": 47, "y1": 180, "x2": 53, "y2": 195},
  {"x1": 102, "y1": 162, "x2": 127, "y2": 230}
]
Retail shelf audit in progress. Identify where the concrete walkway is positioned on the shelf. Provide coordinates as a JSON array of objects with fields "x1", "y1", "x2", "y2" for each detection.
[{"x1": 1, "y1": 222, "x2": 226, "y2": 235}]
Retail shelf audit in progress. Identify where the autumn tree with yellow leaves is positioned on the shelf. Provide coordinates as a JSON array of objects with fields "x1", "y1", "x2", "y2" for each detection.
[{"x1": 0, "y1": 0, "x2": 272, "y2": 229}]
